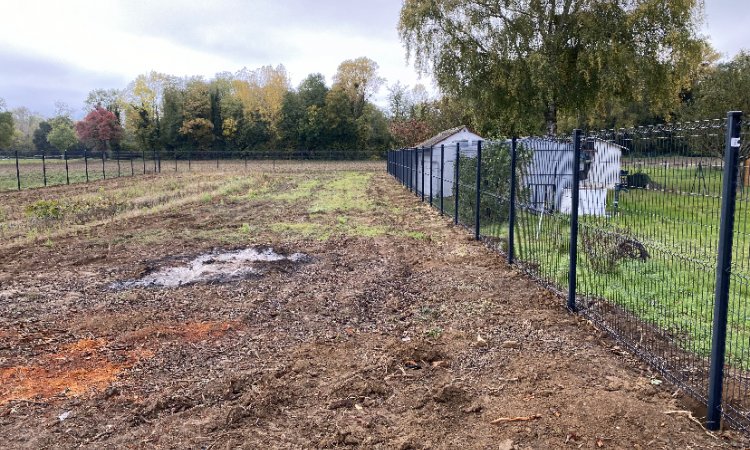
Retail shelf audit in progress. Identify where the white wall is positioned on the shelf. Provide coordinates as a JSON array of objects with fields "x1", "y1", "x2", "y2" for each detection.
[{"x1": 415, "y1": 128, "x2": 484, "y2": 198}]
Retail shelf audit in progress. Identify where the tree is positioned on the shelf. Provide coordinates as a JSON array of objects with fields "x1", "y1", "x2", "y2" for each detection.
[
  {"x1": 85, "y1": 88, "x2": 123, "y2": 121},
  {"x1": 298, "y1": 73, "x2": 329, "y2": 109},
  {"x1": 332, "y1": 57, "x2": 385, "y2": 119},
  {"x1": 179, "y1": 118, "x2": 214, "y2": 152},
  {"x1": 237, "y1": 111, "x2": 270, "y2": 151},
  {"x1": 387, "y1": 81, "x2": 412, "y2": 120},
  {"x1": 75, "y1": 105, "x2": 124, "y2": 152},
  {"x1": 389, "y1": 118, "x2": 432, "y2": 148},
  {"x1": 278, "y1": 91, "x2": 304, "y2": 149},
  {"x1": 47, "y1": 117, "x2": 78, "y2": 153},
  {"x1": 680, "y1": 51, "x2": 750, "y2": 121},
  {"x1": 399, "y1": 0, "x2": 706, "y2": 135},
  {"x1": 161, "y1": 86, "x2": 186, "y2": 153},
  {"x1": 233, "y1": 65, "x2": 291, "y2": 144},
  {"x1": 33, "y1": 121, "x2": 55, "y2": 154},
  {"x1": 54, "y1": 101, "x2": 74, "y2": 119},
  {"x1": 122, "y1": 72, "x2": 179, "y2": 154},
  {"x1": 183, "y1": 78, "x2": 212, "y2": 120},
  {"x1": 10, "y1": 107, "x2": 43, "y2": 152},
  {"x1": 324, "y1": 88, "x2": 358, "y2": 150},
  {"x1": 0, "y1": 111, "x2": 12, "y2": 150}
]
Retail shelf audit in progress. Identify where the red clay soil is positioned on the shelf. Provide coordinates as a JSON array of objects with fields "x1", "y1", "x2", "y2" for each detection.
[{"x1": 0, "y1": 168, "x2": 747, "y2": 449}]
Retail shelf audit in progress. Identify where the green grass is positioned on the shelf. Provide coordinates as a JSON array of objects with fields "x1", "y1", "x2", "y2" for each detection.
[
  {"x1": 0, "y1": 158, "x2": 144, "y2": 192},
  {"x1": 509, "y1": 185, "x2": 750, "y2": 369},
  {"x1": 418, "y1": 163, "x2": 750, "y2": 369},
  {"x1": 258, "y1": 172, "x2": 425, "y2": 241},
  {"x1": 269, "y1": 178, "x2": 321, "y2": 201},
  {"x1": 309, "y1": 172, "x2": 373, "y2": 213}
]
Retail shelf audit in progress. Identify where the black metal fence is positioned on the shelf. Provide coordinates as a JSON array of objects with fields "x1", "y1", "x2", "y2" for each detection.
[
  {"x1": 0, "y1": 149, "x2": 383, "y2": 193},
  {"x1": 387, "y1": 112, "x2": 750, "y2": 433}
]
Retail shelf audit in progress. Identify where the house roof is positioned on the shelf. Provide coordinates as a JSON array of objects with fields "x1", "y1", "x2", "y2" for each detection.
[{"x1": 415, "y1": 125, "x2": 473, "y2": 148}]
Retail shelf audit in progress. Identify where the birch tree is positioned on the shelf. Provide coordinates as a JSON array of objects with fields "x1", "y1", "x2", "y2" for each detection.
[{"x1": 399, "y1": 0, "x2": 706, "y2": 134}]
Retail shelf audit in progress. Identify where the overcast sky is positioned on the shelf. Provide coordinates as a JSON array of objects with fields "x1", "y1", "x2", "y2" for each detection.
[{"x1": 0, "y1": 0, "x2": 747, "y2": 118}]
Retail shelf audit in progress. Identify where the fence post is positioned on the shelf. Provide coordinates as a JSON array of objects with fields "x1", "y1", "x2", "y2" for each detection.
[
  {"x1": 567, "y1": 130, "x2": 583, "y2": 312},
  {"x1": 15, "y1": 151, "x2": 20, "y2": 191},
  {"x1": 408, "y1": 149, "x2": 412, "y2": 191},
  {"x1": 440, "y1": 144, "x2": 445, "y2": 215},
  {"x1": 130, "y1": 157, "x2": 134, "y2": 176},
  {"x1": 142, "y1": 150, "x2": 146, "y2": 174},
  {"x1": 402, "y1": 150, "x2": 405, "y2": 185},
  {"x1": 101, "y1": 151, "x2": 106, "y2": 180},
  {"x1": 84, "y1": 150, "x2": 89, "y2": 183},
  {"x1": 42, "y1": 154, "x2": 47, "y2": 187},
  {"x1": 117, "y1": 149, "x2": 121, "y2": 177},
  {"x1": 474, "y1": 141, "x2": 482, "y2": 240},
  {"x1": 706, "y1": 111, "x2": 743, "y2": 431},
  {"x1": 429, "y1": 146, "x2": 433, "y2": 205},
  {"x1": 421, "y1": 148, "x2": 425, "y2": 202},
  {"x1": 508, "y1": 137, "x2": 518, "y2": 264},
  {"x1": 174, "y1": 149, "x2": 178, "y2": 172},
  {"x1": 64, "y1": 150, "x2": 70, "y2": 185},
  {"x1": 414, "y1": 148, "x2": 419, "y2": 195},
  {"x1": 454, "y1": 142, "x2": 460, "y2": 225}
]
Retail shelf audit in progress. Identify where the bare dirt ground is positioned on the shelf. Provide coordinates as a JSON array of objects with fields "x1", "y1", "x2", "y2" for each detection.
[{"x1": 0, "y1": 162, "x2": 747, "y2": 449}]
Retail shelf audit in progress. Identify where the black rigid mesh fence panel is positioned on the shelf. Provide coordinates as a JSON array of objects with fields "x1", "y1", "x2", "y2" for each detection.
[{"x1": 385, "y1": 121, "x2": 750, "y2": 433}]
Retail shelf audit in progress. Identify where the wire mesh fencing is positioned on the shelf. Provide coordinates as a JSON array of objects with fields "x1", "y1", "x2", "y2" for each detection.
[
  {"x1": 386, "y1": 112, "x2": 750, "y2": 433},
  {"x1": 1, "y1": 149, "x2": 384, "y2": 193}
]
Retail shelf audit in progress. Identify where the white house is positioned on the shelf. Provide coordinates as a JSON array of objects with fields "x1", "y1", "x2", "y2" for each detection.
[{"x1": 411, "y1": 126, "x2": 484, "y2": 198}]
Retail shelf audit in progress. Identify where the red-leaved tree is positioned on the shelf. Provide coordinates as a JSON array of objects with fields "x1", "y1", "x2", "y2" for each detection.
[
  {"x1": 389, "y1": 119, "x2": 433, "y2": 148},
  {"x1": 75, "y1": 105, "x2": 124, "y2": 152}
]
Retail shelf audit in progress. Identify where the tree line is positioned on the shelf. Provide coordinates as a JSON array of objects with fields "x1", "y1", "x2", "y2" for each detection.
[{"x1": 0, "y1": 57, "x2": 466, "y2": 158}]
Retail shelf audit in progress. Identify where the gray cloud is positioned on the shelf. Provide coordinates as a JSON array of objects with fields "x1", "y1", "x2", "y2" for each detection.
[
  {"x1": 0, "y1": 0, "x2": 745, "y2": 119},
  {"x1": 0, "y1": 50, "x2": 127, "y2": 117},
  {"x1": 703, "y1": 1, "x2": 750, "y2": 59},
  {"x1": 116, "y1": 0, "x2": 400, "y2": 65}
]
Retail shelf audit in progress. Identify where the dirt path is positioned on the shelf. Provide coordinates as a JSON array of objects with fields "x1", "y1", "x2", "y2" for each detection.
[{"x1": 0, "y1": 166, "x2": 746, "y2": 448}]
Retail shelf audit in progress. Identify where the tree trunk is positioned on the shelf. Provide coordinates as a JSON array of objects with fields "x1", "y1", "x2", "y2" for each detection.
[{"x1": 544, "y1": 101, "x2": 557, "y2": 136}]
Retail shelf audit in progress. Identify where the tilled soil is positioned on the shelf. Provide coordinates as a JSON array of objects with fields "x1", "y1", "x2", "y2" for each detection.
[{"x1": 0, "y1": 166, "x2": 746, "y2": 449}]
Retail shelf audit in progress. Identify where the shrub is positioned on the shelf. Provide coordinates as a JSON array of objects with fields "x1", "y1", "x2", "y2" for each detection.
[
  {"x1": 580, "y1": 225, "x2": 650, "y2": 274},
  {"x1": 24, "y1": 200, "x2": 64, "y2": 222}
]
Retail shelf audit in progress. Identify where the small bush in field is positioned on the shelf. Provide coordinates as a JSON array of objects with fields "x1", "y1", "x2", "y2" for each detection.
[{"x1": 24, "y1": 200, "x2": 64, "y2": 221}]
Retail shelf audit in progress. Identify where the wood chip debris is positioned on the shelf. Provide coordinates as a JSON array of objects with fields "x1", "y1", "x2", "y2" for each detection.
[{"x1": 491, "y1": 414, "x2": 542, "y2": 424}]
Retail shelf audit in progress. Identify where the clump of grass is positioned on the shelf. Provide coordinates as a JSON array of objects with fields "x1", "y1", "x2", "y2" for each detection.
[
  {"x1": 269, "y1": 178, "x2": 321, "y2": 201},
  {"x1": 425, "y1": 327, "x2": 444, "y2": 339},
  {"x1": 24, "y1": 200, "x2": 64, "y2": 221},
  {"x1": 239, "y1": 223, "x2": 251, "y2": 234}
]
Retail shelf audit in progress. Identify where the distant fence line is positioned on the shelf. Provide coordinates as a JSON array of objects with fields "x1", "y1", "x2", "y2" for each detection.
[
  {"x1": 0, "y1": 149, "x2": 385, "y2": 192},
  {"x1": 387, "y1": 112, "x2": 750, "y2": 434}
]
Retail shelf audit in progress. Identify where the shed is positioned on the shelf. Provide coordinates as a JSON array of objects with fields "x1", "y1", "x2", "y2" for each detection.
[
  {"x1": 411, "y1": 126, "x2": 484, "y2": 198},
  {"x1": 520, "y1": 138, "x2": 622, "y2": 216}
]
